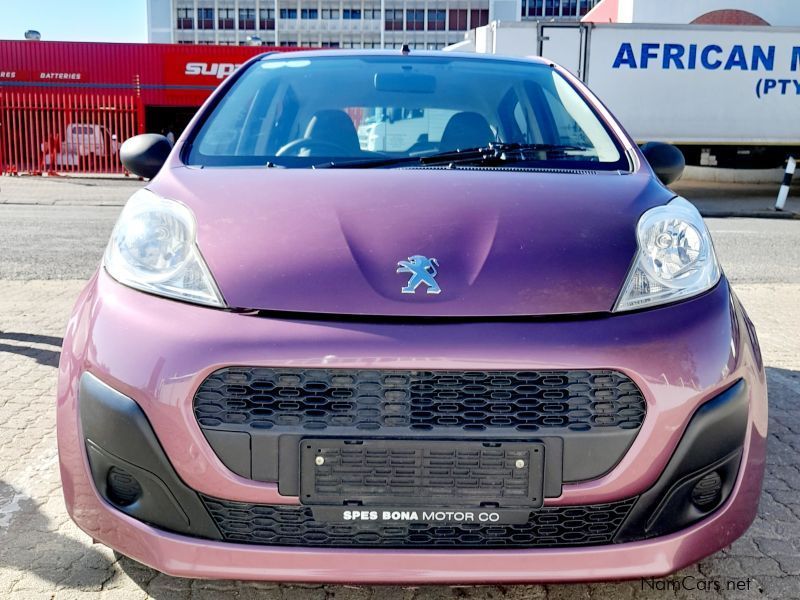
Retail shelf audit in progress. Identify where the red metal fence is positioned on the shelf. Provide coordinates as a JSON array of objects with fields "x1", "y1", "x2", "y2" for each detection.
[{"x1": 0, "y1": 93, "x2": 141, "y2": 175}]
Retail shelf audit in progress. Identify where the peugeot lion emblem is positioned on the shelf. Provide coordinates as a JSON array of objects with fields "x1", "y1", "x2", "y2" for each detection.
[{"x1": 396, "y1": 255, "x2": 441, "y2": 295}]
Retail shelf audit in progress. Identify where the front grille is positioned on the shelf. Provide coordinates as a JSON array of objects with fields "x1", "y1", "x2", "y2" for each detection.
[
  {"x1": 194, "y1": 368, "x2": 646, "y2": 433},
  {"x1": 200, "y1": 495, "x2": 637, "y2": 548}
]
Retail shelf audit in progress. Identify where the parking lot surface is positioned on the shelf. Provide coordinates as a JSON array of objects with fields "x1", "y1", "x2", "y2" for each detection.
[{"x1": 0, "y1": 181, "x2": 799, "y2": 599}]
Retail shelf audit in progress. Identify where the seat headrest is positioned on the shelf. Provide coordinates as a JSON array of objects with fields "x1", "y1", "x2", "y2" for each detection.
[
  {"x1": 304, "y1": 110, "x2": 361, "y2": 154},
  {"x1": 439, "y1": 112, "x2": 495, "y2": 152}
]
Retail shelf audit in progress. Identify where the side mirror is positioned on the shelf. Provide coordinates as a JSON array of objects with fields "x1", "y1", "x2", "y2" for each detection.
[
  {"x1": 641, "y1": 142, "x2": 685, "y2": 186},
  {"x1": 120, "y1": 134, "x2": 172, "y2": 179}
]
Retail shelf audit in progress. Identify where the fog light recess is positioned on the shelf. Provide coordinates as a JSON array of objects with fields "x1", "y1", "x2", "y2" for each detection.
[
  {"x1": 106, "y1": 466, "x2": 143, "y2": 507},
  {"x1": 691, "y1": 471, "x2": 722, "y2": 510}
]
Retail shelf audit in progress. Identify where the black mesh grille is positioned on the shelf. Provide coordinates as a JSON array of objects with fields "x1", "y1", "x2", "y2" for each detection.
[
  {"x1": 200, "y1": 496, "x2": 637, "y2": 548},
  {"x1": 193, "y1": 368, "x2": 646, "y2": 433}
]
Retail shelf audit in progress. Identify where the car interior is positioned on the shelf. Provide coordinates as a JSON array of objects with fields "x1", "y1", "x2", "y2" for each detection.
[{"x1": 188, "y1": 55, "x2": 624, "y2": 168}]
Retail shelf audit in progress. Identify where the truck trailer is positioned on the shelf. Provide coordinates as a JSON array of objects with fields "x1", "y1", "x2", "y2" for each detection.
[{"x1": 459, "y1": 21, "x2": 800, "y2": 168}]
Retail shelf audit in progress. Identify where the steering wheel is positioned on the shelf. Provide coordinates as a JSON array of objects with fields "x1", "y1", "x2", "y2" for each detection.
[{"x1": 275, "y1": 138, "x2": 353, "y2": 157}]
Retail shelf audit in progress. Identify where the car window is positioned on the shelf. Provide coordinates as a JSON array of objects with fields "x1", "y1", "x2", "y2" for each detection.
[
  {"x1": 513, "y1": 103, "x2": 527, "y2": 138},
  {"x1": 187, "y1": 55, "x2": 629, "y2": 171},
  {"x1": 538, "y1": 76, "x2": 618, "y2": 162}
]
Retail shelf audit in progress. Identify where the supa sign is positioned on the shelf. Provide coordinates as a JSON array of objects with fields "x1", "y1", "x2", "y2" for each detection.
[
  {"x1": 184, "y1": 62, "x2": 241, "y2": 80},
  {"x1": 163, "y1": 47, "x2": 263, "y2": 87}
]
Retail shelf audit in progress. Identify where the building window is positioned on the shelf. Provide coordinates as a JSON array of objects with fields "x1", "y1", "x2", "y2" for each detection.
[
  {"x1": 239, "y1": 8, "x2": 255, "y2": 29},
  {"x1": 470, "y1": 9, "x2": 490, "y2": 28},
  {"x1": 448, "y1": 9, "x2": 467, "y2": 30},
  {"x1": 218, "y1": 8, "x2": 235, "y2": 29},
  {"x1": 197, "y1": 7, "x2": 214, "y2": 30},
  {"x1": 177, "y1": 8, "x2": 193, "y2": 29},
  {"x1": 406, "y1": 9, "x2": 424, "y2": 31},
  {"x1": 525, "y1": 0, "x2": 546, "y2": 17},
  {"x1": 322, "y1": 8, "x2": 340, "y2": 19},
  {"x1": 521, "y1": 0, "x2": 597, "y2": 19},
  {"x1": 301, "y1": 8, "x2": 319, "y2": 19},
  {"x1": 384, "y1": 9, "x2": 403, "y2": 30},
  {"x1": 363, "y1": 8, "x2": 381, "y2": 20},
  {"x1": 343, "y1": 8, "x2": 362, "y2": 20},
  {"x1": 280, "y1": 40, "x2": 298, "y2": 47},
  {"x1": 321, "y1": 41, "x2": 341, "y2": 47},
  {"x1": 428, "y1": 9, "x2": 445, "y2": 31},
  {"x1": 280, "y1": 8, "x2": 298, "y2": 19},
  {"x1": 260, "y1": 8, "x2": 275, "y2": 29}
]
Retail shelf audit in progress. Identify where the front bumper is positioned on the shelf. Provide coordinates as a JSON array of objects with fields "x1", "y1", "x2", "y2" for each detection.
[{"x1": 56, "y1": 271, "x2": 767, "y2": 582}]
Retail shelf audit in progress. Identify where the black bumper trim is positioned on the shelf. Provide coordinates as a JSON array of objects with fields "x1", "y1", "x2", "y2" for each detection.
[
  {"x1": 79, "y1": 372, "x2": 222, "y2": 540},
  {"x1": 615, "y1": 379, "x2": 749, "y2": 542},
  {"x1": 77, "y1": 372, "x2": 749, "y2": 549}
]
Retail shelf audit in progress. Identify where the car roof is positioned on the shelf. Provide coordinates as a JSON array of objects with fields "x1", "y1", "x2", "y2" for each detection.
[{"x1": 258, "y1": 49, "x2": 552, "y2": 67}]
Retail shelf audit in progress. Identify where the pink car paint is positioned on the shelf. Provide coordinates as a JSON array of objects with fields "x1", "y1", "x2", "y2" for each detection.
[{"x1": 57, "y1": 51, "x2": 767, "y2": 582}]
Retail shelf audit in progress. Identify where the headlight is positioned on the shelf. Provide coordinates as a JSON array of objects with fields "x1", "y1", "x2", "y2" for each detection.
[
  {"x1": 613, "y1": 197, "x2": 720, "y2": 312},
  {"x1": 104, "y1": 189, "x2": 225, "y2": 307}
]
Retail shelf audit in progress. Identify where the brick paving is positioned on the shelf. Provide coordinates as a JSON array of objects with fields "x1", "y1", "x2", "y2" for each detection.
[{"x1": 0, "y1": 280, "x2": 798, "y2": 599}]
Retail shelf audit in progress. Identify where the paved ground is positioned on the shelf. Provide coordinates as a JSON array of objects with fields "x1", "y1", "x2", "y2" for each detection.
[
  {"x1": 0, "y1": 178, "x2": 799, "y2": 598},
  {"x1": 672, "y1": 181, "x2": 800, "y2": 218}
]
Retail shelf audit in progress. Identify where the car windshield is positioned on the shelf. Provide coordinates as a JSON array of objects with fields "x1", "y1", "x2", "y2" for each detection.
[{"x1": 185, "y1": 54, "x2": 630, "y2": 171}]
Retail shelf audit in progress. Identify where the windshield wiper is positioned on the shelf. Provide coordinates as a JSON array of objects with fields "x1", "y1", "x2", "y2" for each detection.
[
  {"x1": 312, "y1": 155, "x2": 421, "y2": 169},
  {"x1": 314, "y1": 142, "x2": 589, "y2": 169},
  {"x1": 419, "y1": 142, "x2": 589, "y2": 165}
]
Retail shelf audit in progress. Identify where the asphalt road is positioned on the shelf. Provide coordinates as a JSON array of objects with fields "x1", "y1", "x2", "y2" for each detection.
[{"x1": 0, "y1": 203, "x2": 798, "y2": 284}]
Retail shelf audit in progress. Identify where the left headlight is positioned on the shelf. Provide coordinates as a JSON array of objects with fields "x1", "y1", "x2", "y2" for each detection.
[
  {"x1": 613, "y1": 197, "x2": 720, "y2": 312},
  {"x1": 104, "y1": 189, "x2": 226, "y2": 307}
]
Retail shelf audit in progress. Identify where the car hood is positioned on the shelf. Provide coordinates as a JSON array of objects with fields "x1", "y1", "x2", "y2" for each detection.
[{"x1": 152, "y1": 166, "x2": 673, "y2": 317}]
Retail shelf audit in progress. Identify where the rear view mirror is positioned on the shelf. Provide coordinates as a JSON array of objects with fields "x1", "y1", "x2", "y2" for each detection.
[
  {"x1": 120, "y1": 134, "x2": 172, "y2": 179},
  {"x1": 641, "y1": 142, "x2": 685, "y2": 186},
  {"x1": 374, "y1": 72, "x2": 436, "y2": 94}
]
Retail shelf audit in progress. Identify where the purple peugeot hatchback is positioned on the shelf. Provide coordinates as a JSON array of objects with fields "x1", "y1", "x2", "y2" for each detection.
[{"x1": 57, "y1": 51, "x2": 767, "y2": 583}]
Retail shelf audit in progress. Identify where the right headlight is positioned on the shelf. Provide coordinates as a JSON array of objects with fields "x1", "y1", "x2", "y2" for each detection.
[
  {"x1": 104, "y1": 189, "x2": 225, "y2": 307},
  {"x1": 613, "y1": 197, "x2": 720, "y2": 312}
]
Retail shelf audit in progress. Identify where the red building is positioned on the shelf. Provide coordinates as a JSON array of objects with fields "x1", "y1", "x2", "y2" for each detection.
[{"x1": 0, "y1": 40, "x2": 294, "y2": 174}]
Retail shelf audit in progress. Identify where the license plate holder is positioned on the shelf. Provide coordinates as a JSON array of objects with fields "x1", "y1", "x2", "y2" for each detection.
[{"x1": 299, "y1": 438, "x2": 545, "y2": 508}]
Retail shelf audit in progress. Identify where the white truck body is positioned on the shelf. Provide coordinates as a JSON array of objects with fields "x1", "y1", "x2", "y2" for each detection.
[
  {"x1": 468, "y1": 22, "x2": 800, "y2": 146},
  {"x1": 357, "y1": 108, "x2": 455, "y2": 153}
]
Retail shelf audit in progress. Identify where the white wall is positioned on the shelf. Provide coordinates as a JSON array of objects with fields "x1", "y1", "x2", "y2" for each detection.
[
  {"x1": 491, "y1": 0, "x2": 523, "y2": 22},
  {"x1": 147, "y1": 0, "x2": 174, "y2": 43},
  {"x1": 622, "y1": 0, "x2": 800, "y2": 27}
]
